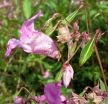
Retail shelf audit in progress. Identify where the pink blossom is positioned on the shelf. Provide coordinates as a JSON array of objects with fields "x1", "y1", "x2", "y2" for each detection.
[{"x1": 5, "y1": 11, "x2": 60, "y2": 59}]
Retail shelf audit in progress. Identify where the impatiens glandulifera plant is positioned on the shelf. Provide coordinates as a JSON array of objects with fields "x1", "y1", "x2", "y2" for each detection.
[{"x1": 5, "y1": 6, "x2": 107, "y2": 103}]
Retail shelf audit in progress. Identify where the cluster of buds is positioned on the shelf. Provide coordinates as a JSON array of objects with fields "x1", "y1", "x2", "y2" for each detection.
[
  {"x1": 86, "y1": 85, "x2": 108, "y2": 104},
  {"x1": 95, "y1": 29, "x2": 104, "y2": 43},
  {"x1": 81, "y1": 32, "x2": 91, "y2": 48},
  {"x1": 57, "y1": 22, "x2": 90, "y2": 88},
  {"x1": 57, "y1": 21, "x2": 91, "y2": 62},
  {"x1": 57, "y1": 21, "x2": 91, "y2": 46}
]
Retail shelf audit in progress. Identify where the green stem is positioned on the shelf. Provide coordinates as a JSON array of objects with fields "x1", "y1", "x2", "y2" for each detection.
[
  {"x1": 14, "y1": 87, "x2": 31, "y2": 97},
  {"x1": 85, "y1": 0, "x2": 91, "y2": 34},
  {"x1": 94, "y1": 44, "x2": 108, "y2": 91}
]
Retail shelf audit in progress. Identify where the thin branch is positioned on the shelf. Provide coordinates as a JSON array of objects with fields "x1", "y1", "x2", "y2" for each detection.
[{"x1": 94, "y1": 44, "x2": 108, "y2": 91}]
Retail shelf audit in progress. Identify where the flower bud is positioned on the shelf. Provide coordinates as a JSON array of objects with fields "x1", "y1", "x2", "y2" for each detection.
[
  {"x1": 43, "y1": 70, "x2": 50, "y2": 78},
  {"x1": 63, "y1": 63, "x2": 74, "y2": 87},
  {"x1": 73, "y1": 21, "x2": 79, "y2": 32},
  {"x1": 57, "y1": 25, "x2": 71, "y2": 43},
  {"x1": 81, "y1": 32, "x2": 91, "y2": 48}
]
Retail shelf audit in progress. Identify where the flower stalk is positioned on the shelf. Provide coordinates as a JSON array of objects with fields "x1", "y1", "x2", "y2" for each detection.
[{"x1": 94, "y1": 44, "x2": 108, "y2": 91}]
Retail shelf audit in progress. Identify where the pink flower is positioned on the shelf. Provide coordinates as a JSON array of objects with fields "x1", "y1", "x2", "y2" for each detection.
[
  {"x1": 5, "y1": 11, "x2": 60, "y2": 59},
  {"x1": 62, "y1": 63, "x2": 74, "y2": 87},
  {"x1": 44, "y1": 83, "x2": 62, "y2": 104},
  {"x1": 33, "y1": 82, "x2": 66, "y2": 104}
]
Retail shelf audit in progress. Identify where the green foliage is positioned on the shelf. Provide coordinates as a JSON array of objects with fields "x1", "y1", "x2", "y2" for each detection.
[
  {"x1": 61, "y1": 9, "x2": 80, "y2": 25},
  {"x1": 23, "y1": 0, "x2": 32, "y2": 19},
  {"x1": 79, "y1": 36, "x2": 95, "y2": 66},
  {"x1": 43, "y1": 14, "x2": 59, "y2": 35},
  {"x1": 55, "y1": 69, "x2": 63, "y2": 82},
  {"x1": 99, "y1": 78, "x2": 106, "y2": 91}
]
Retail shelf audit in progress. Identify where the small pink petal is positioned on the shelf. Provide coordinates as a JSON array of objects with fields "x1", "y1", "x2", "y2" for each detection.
[
  {"x1": 43, "y1": 70, "x2": 50, "y2": 78},
  {"x1": 60, "y1": 95, "x2": 67, "y2": 102},
  {"x1": 20, "y1": 11, "x2": 43, "y2": 42},
  {"x1": 5, "y1": 38, "x2": 19, "y2": 56}
]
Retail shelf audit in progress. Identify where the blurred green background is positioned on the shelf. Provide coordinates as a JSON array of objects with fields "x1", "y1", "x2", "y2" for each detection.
[{"x1": 0, "y1": 0, "x2": 108, "y2": 103}]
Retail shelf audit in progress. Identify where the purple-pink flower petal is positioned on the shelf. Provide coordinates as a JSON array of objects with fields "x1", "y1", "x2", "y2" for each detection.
[
  {"x1": 5, "y1": 38, "x2": 20, "y2": 56},
  {"x1": 32, "y1": 32, "x2": 59, "y2": 58},
  {"x1": 20, "y1": 11, "x2": 43, "y2": 42},
  {"x1": 44, "y1": 83, "x2": 61, "y2": 104}
]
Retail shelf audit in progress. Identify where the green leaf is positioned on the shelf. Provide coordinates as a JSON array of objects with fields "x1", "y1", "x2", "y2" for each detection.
[
  {"x1": 44, "y1": 14, "x2": 60, "y2": 35},
  {"x1": 99, "y1": 78, "x2": 106, "y2": 91},
  {"x1": 23, "y1": 0, "x2": 32, "y2": 19},
  {"x1": 55, "y1": 70, "x2": 63, "y2": 82},
  {"x1": 45, "y1": 23, "x2": 58, "y2": 35},
  {"x1": 79, "y1": 36, "x2": 95, "y2": 66},
  {"x1": 61, "y1": 9, "x2": 79, "y2": 25}
]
